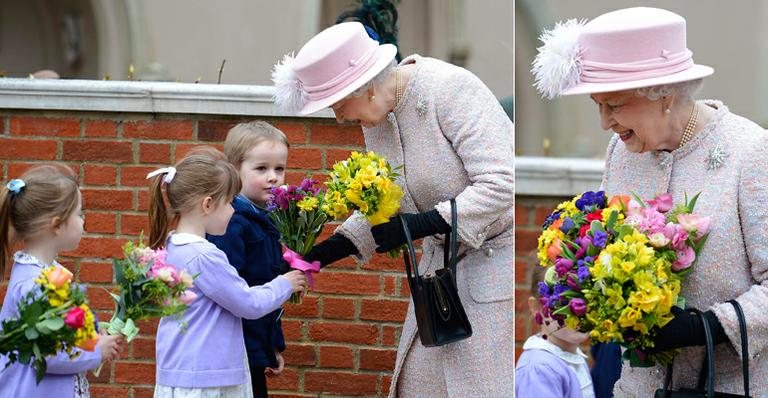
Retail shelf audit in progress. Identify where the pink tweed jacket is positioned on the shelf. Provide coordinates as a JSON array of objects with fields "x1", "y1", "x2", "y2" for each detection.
[
  {"x1": 336, "y1": 55, "x2": 514, "y2": 397},
  {"x1": 603, "y1": 101, "x2": 768, "y2": 397}
]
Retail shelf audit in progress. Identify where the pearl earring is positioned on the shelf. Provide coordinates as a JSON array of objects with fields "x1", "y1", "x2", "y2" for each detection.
[
  {"x1": 665, "y1": 108, "x2": 671, "y2": 114},
  {"x1": 369, "y1": 95, "x2": 376, "y2": 102}
]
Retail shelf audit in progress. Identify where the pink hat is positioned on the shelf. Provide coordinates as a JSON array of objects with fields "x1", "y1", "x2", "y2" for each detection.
[
  {"x1": 272, "y1": 22, "x2": 398, "y2": 115},
  {"x1": 532, "y1": 7, "x2": 713, "y2": 99}
]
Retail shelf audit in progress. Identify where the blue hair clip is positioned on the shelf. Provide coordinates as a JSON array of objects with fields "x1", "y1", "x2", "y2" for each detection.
[
  {"x1": 363, "y1": 25, "x2": 381, "y2": 42},
  {"x1": 6, "y1": 179, "x2": 25, "y2": 195}
]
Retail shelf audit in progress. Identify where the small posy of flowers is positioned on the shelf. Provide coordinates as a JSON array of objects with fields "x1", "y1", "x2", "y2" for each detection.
[
  {"x1": 267, "y1": 179, "x2": 329, "y2": 303},
  {"x1": 536, "y1": 191, "x2": 710, "y2": 366},
  {"x1": 322, "y1": 151, "x2": 403, "y2": 226},
  {"x1": 101, "y1": 239, "x2": 197, "y2": 343},
  {"x1": 0, "y1": 265, "x2": 99, "y2": 383}
]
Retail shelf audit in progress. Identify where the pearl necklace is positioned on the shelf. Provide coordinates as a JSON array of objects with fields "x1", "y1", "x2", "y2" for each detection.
[{"x1": 678, "y1": 103, "x2": 699, "y2": 149}]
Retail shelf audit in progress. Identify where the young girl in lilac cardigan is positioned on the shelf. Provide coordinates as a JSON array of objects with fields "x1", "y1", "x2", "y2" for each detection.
[{"x1": 147, "y1": 147, "x2": 307, "y2": 397}]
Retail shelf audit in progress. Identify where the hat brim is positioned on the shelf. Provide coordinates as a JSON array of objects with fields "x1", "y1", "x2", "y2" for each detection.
[
  {"x1": 299, "y1": 44, "x2": 398, "y2": 115},
  {"x1": 560, "y1": 64, "x2": 714, "y2": 96}
]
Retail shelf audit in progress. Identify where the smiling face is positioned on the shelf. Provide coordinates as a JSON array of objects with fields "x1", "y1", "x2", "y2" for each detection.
[
  {"x1": 591, "y1": 90, "x2": 675, "y2": 153},
  {"x1": 238, "y1": 140, "x2": 288, "y2": 206}
]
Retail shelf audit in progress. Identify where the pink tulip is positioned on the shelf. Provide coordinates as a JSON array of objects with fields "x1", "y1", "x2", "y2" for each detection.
[
  {"x1": 677, "y1": 214, "x2": 711, "y2": 239},
  {"x1": 647, "y1": 193, "x2": 673, "y2": 213},
  {"x1": 64, "y1": 307, "x2": 86, "y2": 329},
  {"x1": 672, "y1": 246, "x2": 695, "y2": 271}
]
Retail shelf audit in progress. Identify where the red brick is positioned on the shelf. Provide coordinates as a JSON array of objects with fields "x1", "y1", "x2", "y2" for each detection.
[
  {"x1": 87, "y1": 286, "x2": 116, "y2": 310},
  {"x1": 132, "y1": 387, "x2": 155, "y2": 398},
  {"x1": 515, "y1": 229, "x2": 539, "y2": 255},
  {"x1": 63, "y1": 141, "x2": 132, "y2": 163},
  {"x1": 309, "y1": 322, "x2": 377, "y2": 344},
  {"x1": 282, "y1": 320, "x2": 302, "y2": 341},
  {"x1": 84, "y1": 120, "x2": 117, "y2": 138},
  {"x1": 83, "y1": 164, "x2": 117, "y2": 186},
  {"x1": 383, "y1": 276, "x2": 397, "y2": 296},
  {"x1": 0, "y1": 285, "x2": 6, "y2": 303},
  {"x1": 84, "y1": 212, "x2": 116, "y2": 234},
  {"x1": 124, "y1": 120, "x2": 193, "y2": 140},
  {"x1": 86, "y1": 361, "x2": 111, "y2": 384},
  {"x1": 135, "y1": 318, "x2": 160, "y2": 335},
  {"x1": 266, "y1": 368, "x2": 299, "y2": 391},
  {"x1": 131, "y1": 337, "x2": 156, "y2": 359},
  {"x1": 137, "y1": 190, "x2": 149, "y2": 211},
  {"x1": 382, "y1": 375, "x2": 393, "y2": 397},
  {"x1": 121, "y1": 214, "x2": 149, "y2": 236},
  {"x1": 313, "y1": 272, "x2": 380, "y2": 295},
  {"x1": 139, "y1": 143, "x2": 171, "y2": 164},
  {"x1": 516, "y1": 314, "x2": 532, "y2": 342},
  {"x1": 283, "y1": 343, "x2": 316, "y2": 366},
  {"x1": 114, "y1": 362, "x2": 156, "y2": 384},
  {"x1": 360, "y1": 348, "x2": 397, "y2": 371},
  {"x1": 304, "y1": 371, "x2": 378, "y2": 395},
  {"x1": 515, "y1": 204, "x2": 529, "y2": 226},
  {"x1": 6, "y1": 162, "x2": 39, "y2": 177},
  {"x1": 287, "y1": 148, "x2": 322, "y2": 170},
  {"x1": 198, "y1": 120, "x2": 236, "y2": 142},
  {"x1": 360, "y1": 299, "x2": 409, "y2": 322},
  {"x1": 69, "y1": 236, "x2": 125, "y2": 258},
  {"x1": 274, "y1": 122, "x2": 307, "y2": 145},
  {"x1": 0, "y1": 137, "x2": 57, "y2": 160},
  {"x1": 121, "y1": 166, "x2": 158, "y2": 187},
  {"x1": 326, "y1": 149, "x2": 354, "y2": 168},
  {"x1": 89, "y1": 385, "x2": 126, "y2": 397},
  {"x1": 515, "y1": 288, "x2": 530, "y2": 312},
  {"x1": 174, "y1": 143, "x2": 223, "y2": 160},
  {"x1": 283, "y1": 295, "x2": 318, "y2": 317},
  {"x1": 515, "y1": 260, "x2": 528, "y2": 284},
  {"x1": 10, "y1": 116, "x2": 80, "y2": 137},
  {"x1": 382, "y1": 325, "x2": 400, "y2": 346},
  {"x1": 310, "y1": 124, "x2": 364, "y2": 146},
  {"x1": 82, "y1": 188, "x2": 133, "y2": 210},
  {"x1": 534, "y1": 205, "x2": 556, "y2": 225},
  {"x1": 363, "y1": 253, "x2": 403, "y2": 272},
  {"x1": 322, "y1": 297, "x2": 356, "y2": 320},
  {"x1": 79, "y1": 261, "x2": 113, "y2": 283},
  {"x1": 318, "y1": 345, "x2": 353, "y2": 368}
]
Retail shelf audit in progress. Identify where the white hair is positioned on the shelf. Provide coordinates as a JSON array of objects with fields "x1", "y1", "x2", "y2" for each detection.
[
  {"x1": 635, "y1": 79, "x2": 704, "y2": 101},
  {"x1": 348, "y1": 60, "x2": 398, "y2": 97}
]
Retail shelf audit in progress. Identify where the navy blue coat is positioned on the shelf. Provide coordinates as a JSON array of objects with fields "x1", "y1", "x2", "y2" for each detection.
[{"x1": 207, "y1": 194, "x2": 285, "y2": 369}]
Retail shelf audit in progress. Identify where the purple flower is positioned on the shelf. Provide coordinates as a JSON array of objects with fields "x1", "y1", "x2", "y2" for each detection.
[
  {"x1": 560, "y1": 217, "x2": 575, "y2": 233},
  {"x1": 534, "y1": 311, "x2": 544, "y2": 325},
  {"x1": 575, "y1": 191, "x2": 607, "y2": 211},
  {"x1": 577, "y1": 265, "x2": 590, "y2": 282},
  {"x1": 271, "y1": 186, "x2": 290, "y2": 210},
  {"x1": 554, "y1": 258, "x2": 574, "y2": 277},
  {"x1": 299, "y1": 178, "x2": 317, "y2": 193},
  {"x1": 543, "y1": 210, "x2": 563, "y2": 229},
  {"x1": 537, "y1": 281, "x2": 550, "y2": 297},
  {"x1": 568, "y1": 298, "x2": 587, "y2": 316},
  {"x1": 592, "y1": 230, "x2": 608, "y2": 248},
  {"x1": 574, "y1": 236, "x2": 591, "y2": 259},
  {"x1": 566, "y1": 274, "x2": 581, "y2": 291}
]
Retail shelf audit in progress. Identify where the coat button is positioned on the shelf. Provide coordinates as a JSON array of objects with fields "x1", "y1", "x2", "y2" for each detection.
[{"x1": 485, "y1": 248, "x2": 493, "y2": 257}]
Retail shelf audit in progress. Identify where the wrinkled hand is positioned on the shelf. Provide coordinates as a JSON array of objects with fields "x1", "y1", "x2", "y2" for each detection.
[
  {"x1": 303, "y1": 233, "x2": 358, "y2": 268},
  {"x1": 265, "y1": 351, "x2": 285, "y2": 377},
  {"x1": 648, "y1": 306, "x2": 726, "y2": 353},
  {"x1": 371, "y1": 210, "x2": 450, "y2": 253}
]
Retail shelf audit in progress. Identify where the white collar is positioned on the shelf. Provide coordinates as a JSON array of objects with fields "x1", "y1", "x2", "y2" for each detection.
[
  {"x1": 169, "y1": 232, "x2": 207, "y2": 245},
  {"x1": 13, "y1": 251, "x2": 61, "y2": 268},
  {"x1": 523, "y1": 334, "x2": 588, "y2": 365}
]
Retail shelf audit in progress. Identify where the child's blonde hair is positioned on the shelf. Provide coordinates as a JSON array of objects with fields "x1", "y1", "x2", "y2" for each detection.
[
  {"x1": 223, "y1": 121, "x2": 289, "y2": 168},
  {"x1": 148, "y1": 146, "x2": 241, "y2": 249},
  {"x1": 0, "y1": 164, "x2": 80, "y2": 277}
]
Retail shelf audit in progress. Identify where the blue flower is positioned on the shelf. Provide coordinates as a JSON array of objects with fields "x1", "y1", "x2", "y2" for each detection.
[
  {"x1": 577, "y1": 265, "x2": 590, "y2": 282},
  {"x1": 543, "y1": 210, "x2": 563, "y2": 228},
  {"x1": 537, "y1": 281, "x2": 550, "y2": 297},
  {"x1": 560, "y1": 217, "x2": 575, "y2": 233},
  {"x1": 592, "y1": 230, "x2": 608, "y2": 248},
  {"x1": 575, "y1": 190, "x2": 607, "y2": 211}
]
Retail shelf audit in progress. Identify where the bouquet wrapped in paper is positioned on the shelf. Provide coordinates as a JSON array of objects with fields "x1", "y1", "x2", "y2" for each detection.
[
  {"x1": 267, "y1": 178, "x2": 328, "y2": 303},
  {"x1": 536, "y1": 191, "x2": 710, "y2": 366},
  {"x1": 0, "y1": 266, "x2": 99, "y2": 383},
  {"x1": 322, "y1": 151, "x2": 403, "y2": 226}
]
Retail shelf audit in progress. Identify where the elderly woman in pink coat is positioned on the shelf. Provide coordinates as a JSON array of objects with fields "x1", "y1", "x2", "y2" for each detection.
[
  {"x1": 533, "y1": 7, "x2": 768, "y2": 397},
  {"x1": 272, "y1": 22, "x2": 513, "y2": 397}
]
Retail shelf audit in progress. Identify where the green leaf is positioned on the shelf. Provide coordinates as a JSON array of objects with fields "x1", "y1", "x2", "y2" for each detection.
[
  {"x1": 687, "y1": 192, "x2": 701, "y2": 211},
  {"x1": 37, "y1": 317, "x2": 64, "y2": 332},
  {"x1": 630, "y1": 192, "x2": 647, "y2": 208},
  {"x1": 24, "y1": 327, "x2": 39, "y2": 340}
]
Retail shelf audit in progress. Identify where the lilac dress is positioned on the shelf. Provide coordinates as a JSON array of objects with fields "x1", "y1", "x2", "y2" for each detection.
[{"x1": 515, "y1": 335, "x2": 594, "y2": 398}]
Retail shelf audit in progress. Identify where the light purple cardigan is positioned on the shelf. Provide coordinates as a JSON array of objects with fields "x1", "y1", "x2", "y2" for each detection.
[
  {"x1": 0, "y1": 253, "x2": 102, "y2": 398},
  {"x1": 155, "y1": 233, "x2": 292, "y2": 388}
]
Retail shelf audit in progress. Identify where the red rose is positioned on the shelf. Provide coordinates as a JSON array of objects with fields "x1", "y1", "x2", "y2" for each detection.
[
  {"x1": 64, "y1": 307, "x2": 86, "y2": 329},
  {"x1": 579, "y1": 224, "x2": 590, "y2": 237},
  {"x1": 586, "y1": 210, "x2": 604, "y2": 223}
]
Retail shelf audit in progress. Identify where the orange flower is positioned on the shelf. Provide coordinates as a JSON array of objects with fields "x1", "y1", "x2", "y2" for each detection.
[
  {"x1": 547, "y1": 238, "x2": 563, "y2": 262},
  {"x1": 549, "y1": 218, "x2": 564, "y2": 231},
  {"x1": 608, "y1": 195, "x2": 630, "y2": 209},
  {"x1": 48, "y1": 267, "x2": 73, "y2": 289},
  {"x1": 77, "y1": 335, "x2": 100, "y2": 352}
]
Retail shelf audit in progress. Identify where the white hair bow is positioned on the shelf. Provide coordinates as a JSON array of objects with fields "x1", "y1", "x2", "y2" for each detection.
[{"x1": 146, "y1": 167, "x2": 177, "y2": 184}]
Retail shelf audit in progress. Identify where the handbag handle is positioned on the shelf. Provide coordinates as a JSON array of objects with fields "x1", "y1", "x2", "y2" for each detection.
[
  {"x1": 400, "y1": 213, "x2": 421, "y2": 291},
  {"x1": 727, "y1": 299, "x2": 750, "y2": 397},
  {"x1": 699, "y1": 308, "x2": 716, "y2": 397},
  {"x1": 442, "y1": 199, "x2": 458, "y2": 278},
  {"x1": 400, "y1": 199, "x2": 458, "y2": 289}
]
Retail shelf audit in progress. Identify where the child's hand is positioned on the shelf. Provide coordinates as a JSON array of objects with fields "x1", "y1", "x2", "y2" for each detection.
[
  {"x1": 96, "y1": 333, "x2": 124, "y2": 362},
  {"x1": 282, "y1": 270, "x2": 308, "y2": 293},
  {"x1": 265, "y1": 351, "x2": 285, "y2": 376}
]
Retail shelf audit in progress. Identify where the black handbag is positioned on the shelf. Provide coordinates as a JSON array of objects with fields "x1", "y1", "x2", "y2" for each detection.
[
  {"x1": 400, "y1": 198, "x2": 472, "y2": 347},
  {"x1": 654, "y1": 300, "x2": 751, "y2": 398}
]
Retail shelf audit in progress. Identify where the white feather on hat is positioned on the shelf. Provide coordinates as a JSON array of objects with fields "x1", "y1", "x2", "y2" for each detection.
[
  {"x1": 531, "y1": 19, "x2": 587, "y2": 99},
  {"x1": 272, "y1": 53, "x2": 306, "y2": 113}
]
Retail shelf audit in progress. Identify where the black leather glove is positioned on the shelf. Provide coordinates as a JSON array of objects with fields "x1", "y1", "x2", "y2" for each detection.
[
  {"x1": 648, "y1": 306, "x2": 727, "y2": 353},
  {"x1": 303, "y1": 233, "x2": 358, "y2": 268},
  {"x1": 371, "y1": 209, "x2": 451, "y2": 253}
]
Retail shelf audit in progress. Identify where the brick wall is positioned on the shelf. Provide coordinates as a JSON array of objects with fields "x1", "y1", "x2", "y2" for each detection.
[{"x1": 0, "y1": 111, "x2": 409, "y2": 398}]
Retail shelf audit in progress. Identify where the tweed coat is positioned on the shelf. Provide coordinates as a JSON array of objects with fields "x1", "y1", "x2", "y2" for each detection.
[
  {"x1": 602, "y1": 101, "x2": 768, "y2": 396},
  {"x1": 336, "y1": 55, "x2": 514, "y2": 397}
]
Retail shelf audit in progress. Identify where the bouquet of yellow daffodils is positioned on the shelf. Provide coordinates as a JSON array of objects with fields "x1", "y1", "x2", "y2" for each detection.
[{"x1": 0, "y1": 266, "x2": 99, "y2": 383}]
